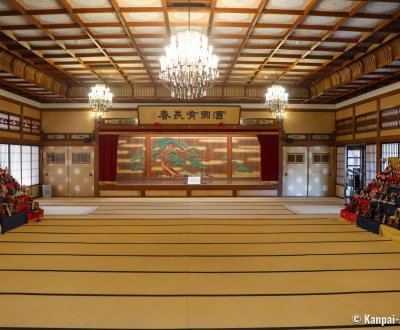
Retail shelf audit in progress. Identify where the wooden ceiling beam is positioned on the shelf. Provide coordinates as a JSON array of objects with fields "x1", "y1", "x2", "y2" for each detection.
[
  {"x1": 2, "y1": 1, "x2": 83, "y2": 85},
  {"x1": 9, "y1": 0, "x2": 103, "y2": 85},
  {"x1": 261, "y1": 9, "x2": 303, "y2": 15},
  {"x1": 207, "y1": 0, "x2": 216, "y2": 37},
  {"x1": 321, "y1": 68, "x2": 400, "y2": 104},
  {"x1": 39, "y1": 23, "x2": 80, "y2": 29},
  {"x1": 130, "y1": 34, "x2": 167, "y2": 39},
  {"x1": 249, "y1": 0, "x2": 322, "y2": 86},
  {"x1": 62, "y1": 44, "x2": 98, "y2": 50},
  {"x1": 308, "y1": 10, "x2": 393, "y2": 20},
  {"x1": 214, "y1": 8, "x2": 257, "y2": 14},
  {"x1": 72, "y1": 8, "x2": 115, "y2": 14},
  {"x1": 53, "y1": 35, "x2": 90, "y2": 41},
  {"x1": 336, "y1": 26, "x2": 374, "y2": 33},
  {"x1": 0, "y1": 76, "x2": 53, "y2": 102},
  {"x1": 161, "y1": 0, "x2": 171, "y2": 37},
  {"x1": 109, "y1": 0, "x2": 156, "y2": 85},
  {"x1": 56, "y1": 0, "x2": 134, "y2": 87},
  {"x1": 43, "y1": 53, "x2": 101, "y2": 58},
  {"x1": 134, "y1": 42, "x2": 169, "y2": 48},
  {"x1": 100, "y1": 44, "x2": 133, "y2": 49},
  {"x1": 92, "y1": 34, "x2": 127, "y2": 39},
  {"x1": 29, "y1": 45, "x2": 64, "y2": 51},
  {"x1": 298, "y1": 5, "x2": 400, "y2": 90},
  {"x1": 81, "y1": 22, "x2": 122, "y2": 28},
  {"x1": 221, "y1": 0, "x2": 271, "y2": 85},
  {"x1": 25, "y1": 9, "x2": 67, "y2": 14},
  {"x1": 1, "y1": 25, "x2": 37, "y2": 30},
  {"x1": 119, "y1": 7, "x2": 164, "y2": 13},
  {"x1": 0, "y1": 10, "x2": 21, "y2": 16}
]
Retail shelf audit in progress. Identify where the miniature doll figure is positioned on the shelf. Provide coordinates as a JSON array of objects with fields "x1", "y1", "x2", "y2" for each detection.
[
  {"x1": 373, "y1": 204, "x2": 381, "y2": 222},
  {"x1": 382, "y1": 209, "x2": 391, "y2": 224},
  {"x1": 389, "y1": 209, "x2": 399, "y2": 227},
  {"x1": 364, "y1": 204, "x2": 371, "y2": 218}
]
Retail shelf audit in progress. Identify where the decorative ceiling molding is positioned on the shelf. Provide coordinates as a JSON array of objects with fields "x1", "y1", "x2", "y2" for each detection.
[
  {"x1": 0, "y1": 0, "x2": 399, "y2": 103},
  {"x1": 66, "y1": 84, "x2": 311, "y2": 102},
  {"x1": 0, "y1": 49, "x2": 67, "y2": 97},
  {"x1": 40, "y1": 101, "x2": 335, "y2": 110},
  {"x1": 309, "y1": 36, "x2": 400, "y2": 100}
]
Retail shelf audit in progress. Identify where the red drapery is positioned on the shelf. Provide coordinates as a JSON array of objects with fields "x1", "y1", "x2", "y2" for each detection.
[
  {"x1": 99, "y1": 134, "x2": 119, "y2": 182},
  {"x1": 257, "y1": 134, "x2": 279, "y2": 181}
]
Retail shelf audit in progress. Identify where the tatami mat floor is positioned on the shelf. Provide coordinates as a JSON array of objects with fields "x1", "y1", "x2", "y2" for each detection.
[{"x1": 1, "y1": 198, "x2": 400, "y2": 329}]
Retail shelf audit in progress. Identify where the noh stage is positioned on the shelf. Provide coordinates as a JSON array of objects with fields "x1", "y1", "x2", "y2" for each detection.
[{"x1": 97, "y1": 121, "x2": 280, "y2": 197}]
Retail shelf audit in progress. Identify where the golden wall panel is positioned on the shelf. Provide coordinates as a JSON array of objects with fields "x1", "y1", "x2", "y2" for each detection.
[
  {"x1": 285, "y1": 112, "x2": 335, "y2": 133},
  {"x1": 355, "y1": 132, "x2": 377, "y2": 139},
  {"x1": 241, "y1": 111, "x2": 271, "y2": 119},
  {"x1": 380, "y1": 128, "x2": 400, "y2": 137},
  {"x1": 0, "y1": 99, "x2": 20, "y2": 114},
  {"x1": 191, "y1": 190, "x2": 233, "y2": 197},
  {"x1": 232, "y1": 137, "x2": 260, "y2": 178},
  {"x1": 355, "y1": 100, "x2": 377, "y2": 116},
  {"x1": 206, "y1": 86, "x2": 223, "y2": 97},
  {"x1": 30, "y1": 185, "x2": 40, "y2": 198},
  {"x1": 23, "y1": 134, "x2": 40, "y2": 141},
  {"x1": 103, "y1": 111, "x2": 137, "y2": 119},
  {"x1": 42, "y1": 111, "x2": 93, "y2": 133},
  {"x1": 0, "y1": 131, "x2": 19, "y2": 139},
  {"x1": 336, "y1": 107, "x2": 353, "y2": 120},
  {"x1": 380, "y1": 93, "x2": 400, "y2": 110},
  {"x1": 246, "y1": 86, "x2": 264, "y2": 98},
  {"x1": 23, "y1": 106, "x2": 40, "y2": 119},
  {"x1": 224, "y1": 86, "x2": 245, "y2": 97},
  {"x1": 336, "y1": 134, "x2": 353, "y2": 142},
  {"x1": 133, "y1": 85, "x2": 154, "y2": 97},
  {"x1": 336, "y1": 184, "x2": 344, "y2": 198}
]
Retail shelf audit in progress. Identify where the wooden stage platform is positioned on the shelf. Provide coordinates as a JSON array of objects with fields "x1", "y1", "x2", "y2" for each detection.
[{"x1": 100, "y1": 179, "x2": 279, "y2": 197}]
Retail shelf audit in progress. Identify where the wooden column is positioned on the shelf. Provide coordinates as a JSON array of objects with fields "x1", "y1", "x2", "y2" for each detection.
[
  {"x1": 93, "y1": 123, "x2": 100, "y2": 197},
  {"x1": 278, "y1": 122, "x2": 284, "y2": 197},
  {"x1": 227, "y1": 136, "x2": 233, "y2": 179},
  {"x1": 145, "y1": 136, "x2": 151, "y2": 178}
]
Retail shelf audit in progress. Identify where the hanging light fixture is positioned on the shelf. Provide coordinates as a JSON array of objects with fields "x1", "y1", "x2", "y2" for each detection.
[
  {"x1": 88, "y1": 83, "x2": 113, "y2": 118},
  {"x1": 159, "y1": 0, "x2": 219, "y2": 99},
  {"x1": 265, "y1": 69, "x2": 288, "y2": 120}
]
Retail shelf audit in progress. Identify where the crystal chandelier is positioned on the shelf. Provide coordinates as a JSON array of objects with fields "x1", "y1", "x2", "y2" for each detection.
[
  {"x1": 265, "y1": 84, "x2": 288, "y2": 120},
  {"x1": 159, "y1": 1, "x2": 219, "y2": 99},
  {"x1": 88, "y1": 84, "x2": 113, "y2": 118}
]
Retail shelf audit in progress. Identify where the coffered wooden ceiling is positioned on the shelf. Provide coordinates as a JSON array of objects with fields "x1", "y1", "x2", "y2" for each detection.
[{"x1": 0, "y1": 0, "x2": 399, "y2": 104}]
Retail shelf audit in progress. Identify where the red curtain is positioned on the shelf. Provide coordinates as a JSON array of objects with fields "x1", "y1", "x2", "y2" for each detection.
[
  {"x1": 99, "y1": 134, "x2": 119, "y2": 182},
  {"x1": 257, "y1": 134, "x2": 279, "y2": 181}
]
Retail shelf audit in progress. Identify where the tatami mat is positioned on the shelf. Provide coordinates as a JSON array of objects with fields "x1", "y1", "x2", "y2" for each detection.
[{"x1": 1, "y1": 197, "x2": 400, "y2": 329}]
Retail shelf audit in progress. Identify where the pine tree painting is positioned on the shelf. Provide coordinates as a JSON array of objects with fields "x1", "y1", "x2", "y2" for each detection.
[
  {"x1": 151, "y1": 137, "x2": 205, "y2": 177},
  {"x1": 219, "y1": 155, "x2": 253, "y2": 173},
  {"x1": 128, "y1": 137, "x2": 253, "y2": 177},
  {"x1": 128, "y1": 154, "x2": 145, "y2": 173}
]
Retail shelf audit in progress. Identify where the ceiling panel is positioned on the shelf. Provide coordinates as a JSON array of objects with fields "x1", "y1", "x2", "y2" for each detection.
[{"x1": 0, "y1": 0, "x2": 397, "y2": 103}]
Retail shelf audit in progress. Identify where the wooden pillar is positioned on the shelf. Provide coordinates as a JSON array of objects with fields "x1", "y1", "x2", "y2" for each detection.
[
  {"x1": 145, "y1": 136, "x2": 151, "y2": 178},
  {"x1": 278, "y1": 121, "x2": 284, "y2": 197},
  {"x1": 93, "y1": 123, "x2": 100, "y2": 197},
  {"x1": 227, "y1": 136, "x2": 233, "y2": 180}
]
